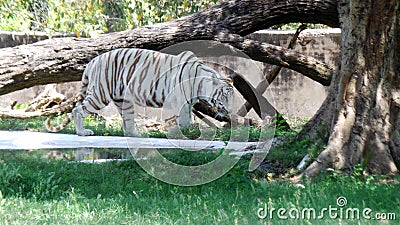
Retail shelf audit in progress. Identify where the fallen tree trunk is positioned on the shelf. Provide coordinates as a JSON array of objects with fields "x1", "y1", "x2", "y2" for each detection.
[{"x1": 0, "y1": 0, "x2": 339, "y2": 96}]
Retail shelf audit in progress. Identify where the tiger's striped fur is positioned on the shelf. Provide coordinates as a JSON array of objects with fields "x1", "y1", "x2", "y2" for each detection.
[{"x1": 45, "y1": 48, "x2": 234, "y2": 136}]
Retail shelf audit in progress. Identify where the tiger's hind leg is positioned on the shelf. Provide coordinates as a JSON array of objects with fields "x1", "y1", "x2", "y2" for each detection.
[
  {"x1": 114, "y1": 100, "x2": 140, "y2": 137},
  {"x1": 175, "y1": 103, "x2": 193, "y2": 129}
]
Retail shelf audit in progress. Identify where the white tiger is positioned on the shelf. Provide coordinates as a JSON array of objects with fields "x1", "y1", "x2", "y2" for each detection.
[{"x1": 45, "y1": 48, "x2": 234, "y2": 137}]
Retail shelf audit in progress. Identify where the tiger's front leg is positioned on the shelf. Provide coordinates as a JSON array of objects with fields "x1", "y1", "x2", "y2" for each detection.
[
  {"x1": 72, "y1": 105, "x2": 95, "y2": 136},
  {"x1": 167, "y1": 103, "x2": 194, "y2": 138}
]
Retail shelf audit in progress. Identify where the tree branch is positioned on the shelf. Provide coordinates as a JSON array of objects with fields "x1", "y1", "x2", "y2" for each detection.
[{"x1": 215, "y1": 33, "x2": 333, "y2": 86}]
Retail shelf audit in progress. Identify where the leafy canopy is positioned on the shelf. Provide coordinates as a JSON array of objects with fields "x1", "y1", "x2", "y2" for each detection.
[{"x1": 0, "y1": 0, "x2": 219, "y2": 36}]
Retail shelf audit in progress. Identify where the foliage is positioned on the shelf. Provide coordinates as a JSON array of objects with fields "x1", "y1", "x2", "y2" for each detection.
[
  {"x1": 0, "y1": 0, "x2": 330, "y2": 36},
  {"x1": 271, "y1": 23, "x2": 330, "y2": 30},
  {"x1": 0, "y1": 0, "x2": 220, "y2": 36}
]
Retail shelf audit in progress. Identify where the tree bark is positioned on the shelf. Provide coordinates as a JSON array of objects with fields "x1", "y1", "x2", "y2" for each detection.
[
  {"x1": 302, "y1": 0, "x2": 400, "y2": 176},
  {"x1": 0, "y1": 0, "x2": 339, "y2": 96}
]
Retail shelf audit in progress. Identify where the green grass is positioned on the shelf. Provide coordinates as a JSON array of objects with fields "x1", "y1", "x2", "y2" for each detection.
[
  {"x1": 0, "y1": 115, "x2": 276, "y2": 141},
  {"x1": 0, "y1": 115, "x2": 125, "y2": 136},
  {"x1": 0, "y1": 116, "x2": 399, "y2": 224},
  {"x1": 0, "y1": 150, "x2": 399, "y2": 225}
]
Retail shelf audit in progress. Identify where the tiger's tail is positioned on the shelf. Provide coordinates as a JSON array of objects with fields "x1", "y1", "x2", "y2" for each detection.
[{"x1": 45, "y1": 114, "x2": 73, "y2": 132}]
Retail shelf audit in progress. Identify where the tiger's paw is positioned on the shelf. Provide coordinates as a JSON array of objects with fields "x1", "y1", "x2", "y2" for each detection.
[{"x1": 76, "y1": 129, "x2": 94, "y2": 136}]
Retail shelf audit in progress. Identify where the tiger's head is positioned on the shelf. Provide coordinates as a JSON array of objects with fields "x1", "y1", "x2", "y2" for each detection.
[
  {"x1": 196, "y1": 77, "x2": 234, "y2": 121},
  {"x1": 194, "y1": 60, "x2": 235, "y2": 120},
  {"x1": 211, "y1": 78, "x2": 234, "y2": 117}
]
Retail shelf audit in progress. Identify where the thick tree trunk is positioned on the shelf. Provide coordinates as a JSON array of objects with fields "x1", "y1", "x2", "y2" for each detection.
[
  {"x1": 303, "y1": 0, "x2": 400, "y2": 176},
  {"x1": 0, "y1": 0, "x2": 339, "y2": 96}
]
